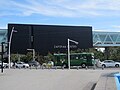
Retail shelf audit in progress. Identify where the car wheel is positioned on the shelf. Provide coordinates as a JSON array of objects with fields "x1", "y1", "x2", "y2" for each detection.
[
  {"x1": 81, "y1": 63, "x2": 86, "y2": 68},
  {"x1": 102, "y1": 64, "x2": 106, "y2": 68},
  {"x1": 115, "y1": 64, "x2": 119, "y2": 67},
  {"x1": 23, "y1": 65, "x2": 25, "y2": 68},
  {"x1": 16, "y1": 66, "x2": 18, "y2": 68}
]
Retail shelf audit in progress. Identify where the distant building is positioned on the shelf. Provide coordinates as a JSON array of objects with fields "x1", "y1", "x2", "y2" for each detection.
[{"x1": 0, "y1": 29, "x2": 7, "y2": 52}]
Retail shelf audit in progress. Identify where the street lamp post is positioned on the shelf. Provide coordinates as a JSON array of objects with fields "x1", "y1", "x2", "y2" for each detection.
[
  {"x1": 8, "y1": 27, "x2": 17, "y2": 69},
  {"x1": 1, "y1": 42, "x2": 5, "y2": 73},
  {"x1": 68, "y1": 39, "x2": 78, "y2": 69},
  {"x1": 27, "y1": 49, "x2": 35, "y2": 61}
]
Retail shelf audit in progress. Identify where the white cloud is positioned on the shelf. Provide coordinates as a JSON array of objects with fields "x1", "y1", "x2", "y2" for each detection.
[
  {"x1": 94, "y1": 29, "x2": 120, "y2": 32},
  {"x1": 112, "y1": 25, "x2": 120, "y2": 29},
  {"x1": 0, "y1": 26, "x2": 7, "y2": 29},
  {"x1": 44, "y1": 0, "x2": 120, "y2": 16},
  {"x1": 1, "y1": 0, "x2": 120, "y2": 17},
  {"x1": 93, "y1": 29, "x2": 108, "y2": 32}
]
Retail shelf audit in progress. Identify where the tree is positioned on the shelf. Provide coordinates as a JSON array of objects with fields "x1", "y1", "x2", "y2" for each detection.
[
  {"x1": 107, "y1": 47, "x2": 120, "y2": 60},
  {"x1": 36, "y1": 53, "x2": 45, "y2": 65},
  {"x1": 11, "y1": 54, "x2": 18, "y2": 62},
  {"x1": 89, "y1": 48, "x2": 105, "y2": 61},
  {"x1": 47, "y1": 52, "x2": 54, "y2": 61},
  {"x1": 26, "y1": 52, "x2": 33, "y2": 61}
]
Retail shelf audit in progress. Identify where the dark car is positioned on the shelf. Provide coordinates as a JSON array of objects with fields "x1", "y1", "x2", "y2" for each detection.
[{"x1": 28, "y1": 60, "x2": 40, "y2": 67}]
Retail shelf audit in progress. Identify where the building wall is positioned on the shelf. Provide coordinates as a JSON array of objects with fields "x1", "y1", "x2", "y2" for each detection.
[{"x1": 8, "y1": 24, "x2": 93, "y2": 54}]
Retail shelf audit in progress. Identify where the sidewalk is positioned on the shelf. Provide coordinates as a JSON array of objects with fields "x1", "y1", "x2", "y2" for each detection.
[
  {"x1": 0, "y1": 69, "x2": 119, "y2": 90},
  {"x1": 94, "y1": 72, "x2": 118, "y2": 90}
]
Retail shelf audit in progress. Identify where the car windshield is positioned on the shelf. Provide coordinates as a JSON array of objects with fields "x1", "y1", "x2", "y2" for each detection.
[
  {"x1": 104, "y1": 60, "x2": 114, "y2": 63},
  {"x1": 17, "y1": 62, "x2": 24, "y2": 64}
]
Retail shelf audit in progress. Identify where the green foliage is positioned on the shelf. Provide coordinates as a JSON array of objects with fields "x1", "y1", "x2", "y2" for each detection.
[
  {"x1": 37, "y1": 54, "x2": 45, "y2": 65},
  {"x1": 89, "y1": 47, "x2": 120, "y2": 61},
  {"x1": 26, "y1": 52, "x2": 33, "y2": 61},
  {"x1": 107, "y1": 47, "x2": 120, "y2": 60},
  {"x1": 11, "y1": 54, "x2": 18, "y2": 62},
  {"x1": 89, "y1": 48, "x2": 104, "y2": 60},
  {"x1": 47, "y1": 52, "x2": 54, "y2": 61},
  {"x1": 11, "y1": 52, "x2": 33, "y2": 63}
]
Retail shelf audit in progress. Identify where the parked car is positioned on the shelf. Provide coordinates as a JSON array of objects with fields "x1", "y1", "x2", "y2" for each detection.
[
  {"x1": 101, "y1": 60, "x2": 120, "y2": 68},
  {"x1": 28, "y1": 60, "x2": 40, "y2": 67},
  {"x1": 15, "y1": 62, "x2": 29, "y2": 68},
  {"x1": 115, "y1": 60, "x2": 120, "y2": 63},
  {"x1": 0, "y1": 61, "x2": 8, "y2": 68}
]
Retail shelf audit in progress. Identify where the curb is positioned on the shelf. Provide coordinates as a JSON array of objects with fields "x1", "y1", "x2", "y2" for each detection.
[{"x1": 94, "y1": 73, "x2": 117, "y2": 90}]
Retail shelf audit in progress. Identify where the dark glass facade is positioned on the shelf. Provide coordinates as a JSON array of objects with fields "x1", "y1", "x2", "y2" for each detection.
[{"x1": 8, "y1": 24, "x2": 93, "y2": 54}]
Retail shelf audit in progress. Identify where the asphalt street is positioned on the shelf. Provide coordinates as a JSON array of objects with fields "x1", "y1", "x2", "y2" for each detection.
[{"x1": 0, "y1": 68, "x2": 119, "y2": 90}]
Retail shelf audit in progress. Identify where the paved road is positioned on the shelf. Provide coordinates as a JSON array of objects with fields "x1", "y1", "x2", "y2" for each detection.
[{"x1": 0, "y1": 68, "x2": 119, "y2": 90}]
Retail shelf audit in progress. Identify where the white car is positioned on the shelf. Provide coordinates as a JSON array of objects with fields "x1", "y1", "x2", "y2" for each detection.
[
  {"x1": 0, "y1": 61, "x2": 8, "y2": 68},
  {"x1": 101, "y1": 60, "x2": 120, "y2": 68},
  {"x1": 15, "y1": 62, "x2": 29, "y2": 68}
]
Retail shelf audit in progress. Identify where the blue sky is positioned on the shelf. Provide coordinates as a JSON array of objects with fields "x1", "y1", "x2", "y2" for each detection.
[{"x1": 1, "y1": 0, "x2": 120, "y2": 32}]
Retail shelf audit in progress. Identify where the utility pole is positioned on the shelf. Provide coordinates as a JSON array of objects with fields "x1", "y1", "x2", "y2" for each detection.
[{"x1": 1, "y1": 42, "x2": 5, "y2": 73}]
